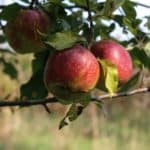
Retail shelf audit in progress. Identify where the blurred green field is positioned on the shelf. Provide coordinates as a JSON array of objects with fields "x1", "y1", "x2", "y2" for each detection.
[{"x1": 0, "y1": 98, "x2": 149, "y2": 150}]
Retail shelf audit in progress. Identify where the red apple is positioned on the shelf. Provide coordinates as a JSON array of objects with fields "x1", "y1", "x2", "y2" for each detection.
[
  {"x1": 44, "y1": 45, "x2": 100, "y2": 93},
  {"x1": 91, "y1": 40, "x2": 133, "y2": 83},
  {"x1": 5, "y1": 9, "x2": 50, "y2": 54}
]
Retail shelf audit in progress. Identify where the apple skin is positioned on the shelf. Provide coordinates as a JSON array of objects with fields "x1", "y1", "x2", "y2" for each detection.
[
  {"x1": 91, "y1": 40, "x2": 133, "y2": 83},
  {"x1": 44, "y1": 45, "x2": 100, "y2": 93},
  {"x1": 5, "y1": 9, "x2": 50, "y2": 54}
]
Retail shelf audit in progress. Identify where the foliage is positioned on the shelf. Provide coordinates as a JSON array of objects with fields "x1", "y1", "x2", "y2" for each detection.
[{"x1": 0, "y1": 0, "x2": 150, "y2": 128}]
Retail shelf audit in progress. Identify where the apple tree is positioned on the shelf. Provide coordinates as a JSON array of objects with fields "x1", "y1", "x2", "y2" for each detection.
[{"x1": 0, "y1": 0, "x2": 150, "y2": 129}]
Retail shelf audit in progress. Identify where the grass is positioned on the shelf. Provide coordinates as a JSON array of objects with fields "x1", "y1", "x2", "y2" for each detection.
[{"x1": 0, "y1": 102, "x2": 149, "y2": 150}]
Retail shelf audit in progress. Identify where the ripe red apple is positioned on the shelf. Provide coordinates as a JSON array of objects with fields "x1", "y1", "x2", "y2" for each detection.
[
  {"x1": 5, "y1": 9, "x2": 50, "y2": 54},
  {"x1": 44, "y1": 45, "x2": 100, "y2": 94},
  {"x1": 91, "y1": 40, "x2": 133, "y2": 83}
]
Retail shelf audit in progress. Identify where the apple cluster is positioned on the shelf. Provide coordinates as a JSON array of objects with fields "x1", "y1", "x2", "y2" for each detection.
[
  {"x1": 5, "y1": 9, "x2": 133, "y2": 100},
  {"x1": 44, "y1": 41, "x2": 133, "y2": 96}
]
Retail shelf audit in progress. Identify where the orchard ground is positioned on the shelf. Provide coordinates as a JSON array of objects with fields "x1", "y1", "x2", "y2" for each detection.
[{"x1": 0, "y1": 99, "x2": 149, "y2": 150}]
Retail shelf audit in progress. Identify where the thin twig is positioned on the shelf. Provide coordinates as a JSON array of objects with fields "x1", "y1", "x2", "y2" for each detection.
[
  {"x1": 86, "y1": 0, "x2": 94, "y2": 44},
  {"x1": 43, "y1": 104, "x2": 51, "y2": 114},
  {"x1": 0, "y1": 97, "x2": 58, "y2": 107},
  {"x1": 92, "y1": 87, "x2": 150, "y2": 102},
  {"x1": 0, "y1": 87, "x2": 149, "y2": 108},
  {"x1": 132, "y1": 2, "x2": 150, "y2": 9}
]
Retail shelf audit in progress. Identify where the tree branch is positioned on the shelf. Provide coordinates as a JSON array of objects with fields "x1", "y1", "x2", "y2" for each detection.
[
  {"x1": 86, "y1": 0, "x2": 94, "y2": 44},
  {"x1": 0, "y1": 97, "x2": 58, "y2": 107},
  {"x1": 0, "y1": 87, "x2": 149, "y2": 108},
  {"x1": 92, "y1": 87, "x2": 150, "y2": 102},
  {"x1": 132, "y1": 2, "x2": 150, "y2": 9},
  {"x1": 43, "y1": 104, "x2": 51, "y2": 114}
]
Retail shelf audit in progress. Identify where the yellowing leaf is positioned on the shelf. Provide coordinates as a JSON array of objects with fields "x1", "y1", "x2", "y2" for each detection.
[{"x1": 98, "y1": 59, "x2": 118, "y2": 96}]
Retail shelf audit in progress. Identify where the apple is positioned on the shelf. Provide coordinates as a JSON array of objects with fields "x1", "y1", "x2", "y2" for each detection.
[
  {"x1": 5, "y1": 9, "x2": 50, "y2": 54},
  {"x1": 91, "y1": 40, "x2": 133, "y2": 83},
  {"x1": 44, "y1": 45, "x2": 100, "y2": 94}
]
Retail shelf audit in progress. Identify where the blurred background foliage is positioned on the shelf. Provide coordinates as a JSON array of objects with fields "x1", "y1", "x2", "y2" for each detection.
[{"x1": 0, "y1": 0, "x2": 150, "y2": 149}]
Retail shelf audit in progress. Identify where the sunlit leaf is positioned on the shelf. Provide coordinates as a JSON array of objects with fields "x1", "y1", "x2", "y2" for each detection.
[
  {"x1": 122, "y1": 0, "x2": 136, "y2": 19},
  {"x1": 45, "y1": 31, "x2": 86, "y2": 50},
  {"x1": 98, "y1": 59, "x2": 118, "y2": 96}
]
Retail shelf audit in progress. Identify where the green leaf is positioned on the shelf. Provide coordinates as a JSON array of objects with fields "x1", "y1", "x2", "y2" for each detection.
[
  {"x1": 20, "y1": 72, "x2": 48, "y2": 100},
  {"x1": 58, "y1": 19, "x2": 71, "y2": 31},
  {"x1": 0, "y1": 3, "x2": 21, "y2": 21},
  {"x1": 32, "y1": 51, "x2": 49, "y2": 75},
  {"x1": 45, "y1": 31, "x2": 86, "y2": 50},
  {"x1": 103, "y1": 0, "x2": 113, "y2": 17},
  {"x1": 113, "y1": 0, "x2": 126, "y2": 10},
  {"x1": 20, "y1": 51, "x2": 49, "y2": 100},
  {"x1": 98, "y1": 59, "x2": 118, "y2": 96},
  {"x1": 0, "y1": 58, "x2": 18, "y2": 79},
  {"x1": 123, "y1": 17, "x2": 137, "y2": 35},
  {"x1": 59, "y1": 103, "x2": 86, "y2": 129},
  {"x1": 130, "y1": 48, "x2": 150, "y2": 69},
  {"x1": 122, "y1": 0, "x2": 136, "y2": 19},
  {"x1": 41, "y1": 1, "x2": 66, "y2": 23},
  {"x1": 2, "y1": 61, "x2": 18, "y2": 79},
  {"x1": 121, "y1": 0, "x2": 138, "y2": 35},
  {"x1": 48, "y1": 83, "x2": 91, "y2": 105},
  {"x1": 118, "y1": 72, "x2": 140, "y2": 92},
  {"x1": 69, "y1": 0, "x2": 86, "y2": 6},
  {"x1": 103, "y1": 0, "x2": 125, "y2": 16},
  {"x1": 0, "y1": 35, "x2": 6, "y2": 43},
  {"x1": 113, "y1": 15, "x2": 124, "y2": 27},
  {"x1": 3, "y1": 63, "x2": 17, "y2": 79}
]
